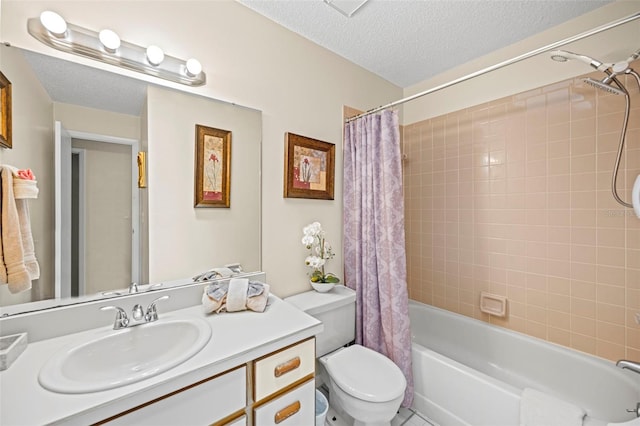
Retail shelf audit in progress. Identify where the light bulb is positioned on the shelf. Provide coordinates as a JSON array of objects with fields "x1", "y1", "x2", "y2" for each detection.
[
  {"x1": 40, "y1": 11, "x2": 67, "y2": 36},
  {"x1": 99, "y1": 29, "x2": 121, "y2": 51},
  {"x1": 146, "y1": 45, "x2": 165, "y2": 66},
  {"x1": 185, "y1": 58, "x2": 202, "y2": 77}
]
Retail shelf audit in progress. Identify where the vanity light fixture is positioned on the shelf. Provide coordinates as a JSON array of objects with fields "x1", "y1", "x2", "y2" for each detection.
[
  {"x1": 98, "y1": 29, "x2": 121, "y2": 52},
  {"x1": 146, "y1": 45, "x2": 165, "y2": 66},
  {"x1": 39, "y1": 11, "x2": 67, "y2": 36},
  {"x1": 185, "y1": 58, "x2": 202, "y2": 77},
  {"x1": 28, "y1": 11, "x2": 206, "y2": 86}
]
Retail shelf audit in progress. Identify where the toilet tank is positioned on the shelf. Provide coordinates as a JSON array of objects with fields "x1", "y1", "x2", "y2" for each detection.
[{"x1": 284, "y1": 286, "x2": 356, "y2": 357}]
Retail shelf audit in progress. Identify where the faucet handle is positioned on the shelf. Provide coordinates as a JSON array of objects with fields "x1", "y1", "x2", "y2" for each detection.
[
  {"x1": 145, "y1": 295, "x2": 170, "y2": 322},
  {"x1": 100, "y1": 305, "x2": 129, "y2": 329},
  {"x1": 129, "y1": 282, "x2": 139, "y2": 293}
]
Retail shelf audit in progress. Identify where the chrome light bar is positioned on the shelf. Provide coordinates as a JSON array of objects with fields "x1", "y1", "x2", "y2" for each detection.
[{"x1": 27, "y1": 12, "x2": 206, "y2": 87}]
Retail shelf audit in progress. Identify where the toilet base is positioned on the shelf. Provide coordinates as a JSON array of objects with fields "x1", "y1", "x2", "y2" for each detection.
[{"x1": 326, "y1": 379, "x2": 399, "y2": 426}]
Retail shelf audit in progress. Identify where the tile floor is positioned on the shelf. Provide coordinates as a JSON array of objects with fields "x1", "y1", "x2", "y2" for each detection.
[{"x1": 323, "y1": 406, "x2": 435, "y2": 426}]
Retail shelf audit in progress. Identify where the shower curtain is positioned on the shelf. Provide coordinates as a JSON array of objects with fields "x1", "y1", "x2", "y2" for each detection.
[{"x1": 343, "y1": 109, "x2": 413, "y2": 407}]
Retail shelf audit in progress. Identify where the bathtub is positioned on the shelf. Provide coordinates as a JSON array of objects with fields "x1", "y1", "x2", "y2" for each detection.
[{"x1": 409, "y1": 301, "x2": 640, "y2": 426}]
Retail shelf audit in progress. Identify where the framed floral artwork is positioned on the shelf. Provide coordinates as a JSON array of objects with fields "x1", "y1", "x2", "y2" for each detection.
[
  {"x1": 194, "y1": 124, "x2": 231, "y2": 208},
  {"x1": 283, "y1": 132, "x2": 335, "y2": 200},
  {"x1": 0, "y1": 71, "x2": 11, "y2": 149}
]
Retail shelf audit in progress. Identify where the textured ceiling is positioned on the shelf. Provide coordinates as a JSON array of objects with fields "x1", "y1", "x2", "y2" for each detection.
[
  {"x1": 21, "y1": 49, "x2": 147, "y2": 116},
  {"x1": 237, "y1": 0, "x2": 613, "y2": 88}
]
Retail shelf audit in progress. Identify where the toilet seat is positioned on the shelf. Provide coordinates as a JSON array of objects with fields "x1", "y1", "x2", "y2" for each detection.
[{"x1": 323, "y1": 344, "x2": 406, "y2": 403}]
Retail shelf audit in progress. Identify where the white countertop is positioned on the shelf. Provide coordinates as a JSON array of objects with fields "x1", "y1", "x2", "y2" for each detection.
[{"x1": 0, "y1": 295, "x2": 322, "y2": 425}]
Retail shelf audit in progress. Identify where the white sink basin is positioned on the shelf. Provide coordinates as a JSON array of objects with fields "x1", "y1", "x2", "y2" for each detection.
[{"x1": 38, "y1": 317, "x2": 212, "y2": 393}]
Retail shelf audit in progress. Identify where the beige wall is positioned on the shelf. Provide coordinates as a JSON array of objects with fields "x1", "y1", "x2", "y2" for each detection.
[
  {"x1": 404, "y1": 66, "x2": 640, "y2": 362},
  {"x1": 146, "y1": 85, "x2": 262, "y2": 282},
  {"x1": 1, "y1": 0, "x2": 402, "y2": 297},
  {"x1": 54, "y1": 103, "x2": 140, "y2": 140},
  {"x1": 0, "y1": 44, "x2": 54, "y2": 305}
]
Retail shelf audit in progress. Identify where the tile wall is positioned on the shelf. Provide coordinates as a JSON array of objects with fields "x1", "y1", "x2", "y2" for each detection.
[{"x1": 404, "y1": 65, "x2": 640, "y2": 361}]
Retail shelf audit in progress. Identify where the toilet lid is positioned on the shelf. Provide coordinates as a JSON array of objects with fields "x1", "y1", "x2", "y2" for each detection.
[{"x1": 324, "y1": 345, "x2": 406, "y2": 403}]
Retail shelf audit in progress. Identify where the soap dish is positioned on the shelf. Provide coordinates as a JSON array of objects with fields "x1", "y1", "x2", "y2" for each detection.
[{"x1": 0, "y1": 332, "x2": 28, "y2": 371}]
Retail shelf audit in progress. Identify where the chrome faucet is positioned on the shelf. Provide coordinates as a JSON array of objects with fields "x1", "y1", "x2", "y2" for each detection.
[
  {"x1": 617, "y1": 359, "x2": 640, "y2": 375},
  {"x1": 101, "y1": 295, "x2": 170, "y2": 330}
]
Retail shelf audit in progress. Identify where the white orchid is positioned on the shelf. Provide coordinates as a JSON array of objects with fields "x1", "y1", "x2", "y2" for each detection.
[{"x1": 301, "y1": 222, "x2": 339, "y2": 284}]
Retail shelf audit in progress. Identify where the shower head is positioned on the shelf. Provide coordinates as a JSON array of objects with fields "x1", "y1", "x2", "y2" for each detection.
[
  {"x1": 550, "y1": 50, "x2": 608, "y2": 71},
  {"x1": 583, "y1": 77, "x2": 626, "y2": 96}
]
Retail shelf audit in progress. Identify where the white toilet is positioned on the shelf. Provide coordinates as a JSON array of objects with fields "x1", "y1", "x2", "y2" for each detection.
[{"x1": 285, "y1": 286, "x2": 406, "y2": 426}]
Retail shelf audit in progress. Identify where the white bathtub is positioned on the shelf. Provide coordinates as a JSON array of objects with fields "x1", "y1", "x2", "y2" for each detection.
[{"x1": 409, "y1": 301, "x2": 640, "y2": 426}]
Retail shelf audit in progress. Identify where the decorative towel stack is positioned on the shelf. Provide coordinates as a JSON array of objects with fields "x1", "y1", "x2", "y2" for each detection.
[
  {"x1": 0, "y1": 166, "x2": 40, "y2": 293},
  {"x1": 520, "y1": 388, "x2": 585, "y2": 426},
  {"x1": 202, "y1": 278, "x2": 270, "y2": 314}
]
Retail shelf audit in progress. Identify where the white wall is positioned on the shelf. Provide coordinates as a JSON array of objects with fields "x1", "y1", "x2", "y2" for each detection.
[
  {"x1": 1, "y1": 0, "x2": 402, "y2": 297},
  {"x1": 402, "y1": 1, "x2": 640, "y2": 124}
]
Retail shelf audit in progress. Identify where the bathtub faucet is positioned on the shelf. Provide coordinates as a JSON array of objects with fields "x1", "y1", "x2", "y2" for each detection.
[{"x1": 617, "y1": 359, "x2": 640, "y2": 375}]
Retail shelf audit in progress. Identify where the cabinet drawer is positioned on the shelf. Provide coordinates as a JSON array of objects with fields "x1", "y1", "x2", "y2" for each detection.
[
  {"x1": 253, "y1": 379, "x2": 315, "y2": 426},
  {"x1": 223, "y1": 414, "x2": 247, "y2": 426},
  {"x1": 254, "y1": 338, "x2": 315, "y2": 402},
  {"x1": 104, "y1": 366, "x2": 246, "y2": 425}
]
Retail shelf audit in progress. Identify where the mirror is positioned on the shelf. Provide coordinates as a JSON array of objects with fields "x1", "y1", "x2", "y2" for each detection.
[{"x1": 0, "y1": 45, "x2": 262, "y2": 315}]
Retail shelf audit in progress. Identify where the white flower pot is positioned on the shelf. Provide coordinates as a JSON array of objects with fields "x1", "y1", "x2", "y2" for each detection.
[{"x1": 310, "y1": 281, "x2": 335, "y2": 293}]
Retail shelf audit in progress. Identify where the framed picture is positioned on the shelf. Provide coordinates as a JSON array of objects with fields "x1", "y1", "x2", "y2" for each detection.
[
  {"x1": 194, "y1": 124, "x2": 231, "y2": 208},
  {"x1": 0, "y1": 71, "x2": 11, "y2": 149},
  {"x1": 283, "y1": 132, "x2": 335, "y2": 200}
]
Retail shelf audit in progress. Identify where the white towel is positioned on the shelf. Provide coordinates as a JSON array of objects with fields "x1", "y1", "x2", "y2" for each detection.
[
  {"x1": 520, "y1": 388, "x2": 585, "y2": 426},
  {"x1": 226, "y1": 278, "x2": 249, "y2": 312},
  {"x1": 202, "y1": 279, "x2": 270, "y2": 314},
  {"x1": 0, "y1": 167, "x2": 33, "y2": 293}
]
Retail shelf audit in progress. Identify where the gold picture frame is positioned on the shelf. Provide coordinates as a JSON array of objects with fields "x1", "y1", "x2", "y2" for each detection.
[
  {"x1": 0, "y1": 71, "x2": 12, "y2": 149},
  {"x1": 283, "y1": 132, "x2": 335, "y2": 200},
  {"x1": 194, "y1": 124, "x2": 231, "y2": 208}
]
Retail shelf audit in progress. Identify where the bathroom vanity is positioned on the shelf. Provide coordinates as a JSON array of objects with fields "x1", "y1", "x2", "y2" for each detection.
[{"x1": 0, "y1": 277, "x2": 322, "y2": 425}]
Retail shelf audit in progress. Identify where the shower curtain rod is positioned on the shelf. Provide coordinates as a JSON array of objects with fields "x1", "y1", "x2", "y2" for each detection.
[{"x1": 345, "y1": 11, "x2": 640, "y2": 123}]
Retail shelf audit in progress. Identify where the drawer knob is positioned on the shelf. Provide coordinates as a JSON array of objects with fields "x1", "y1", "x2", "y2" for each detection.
[
  {"x1": 274, "y1": 356, "x2": 301, "y2": 378},
  {"x1": 274, "y1": 400, "x2": 301, "y2": 424}
]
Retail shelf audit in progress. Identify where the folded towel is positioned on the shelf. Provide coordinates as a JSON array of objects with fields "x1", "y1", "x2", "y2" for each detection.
[
  {"x1": 0, "y1": 167, "x2": 34, "y2": 293},
  {"x1": 520, "y1": 388, "x2": 585, "y2": 426},
  {"x1": 16, "y1": 199, "x2": 39, "y2": 280},
  {"x1": 193, "y1": 267, "x2": 235, "y2": 282},
  {"x1": 226, "y1": 278, "x2": 249, "y2": 312},
  {"x1": 202, "y1": 279, "x2": 270, "y2": 314},
  {"x1": 13, "y1": 179, "x2": 39, "y2": 200}
]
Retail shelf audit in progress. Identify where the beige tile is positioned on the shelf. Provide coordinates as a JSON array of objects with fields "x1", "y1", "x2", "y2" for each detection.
[
  {"x1": 597, "y1": 284, "x2": 625, "y2": 306},
  {"x1": 596, "y1": 340, "x2": 625, "y2": 362},
  {"x1": 597, "y1": 247, "x2": 626, "y2": 268},
  {"x1": 548, "y1": 327, "x2": 571, "y2": 346},
  {"x1": 526, "y1": 320, "x2": 547, "y2": 340},
  {"x1": 571, "y1": 333, "x2": 597, "y2": 356},
  {"x1": 571, "y1": 280, "x2": 596, "y2": 300},
  {"x1": 596, "y1": 321, "x2": 625, "y2": 345},
  {"x1": 597, "y1": 302, "x2": 625, "y2": 325},
  {"x1": 571, "y1": 245, "x2": 597, "y2": 264},
  {"x1": 597, "y1": 265, "x2": 626, "y2": 287},
  {"x1": 572, "y1": 315, "x2": 596, "y2": 336},
  {"x1": 548, "y1": 309, "x2": 571, "y2": 330},
  {"x1": 403, "y1": 68, "x2": 640, "y2": 363},
  {"x1": 571, "y1": 262, "x2": 597, "y2": 283}
]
